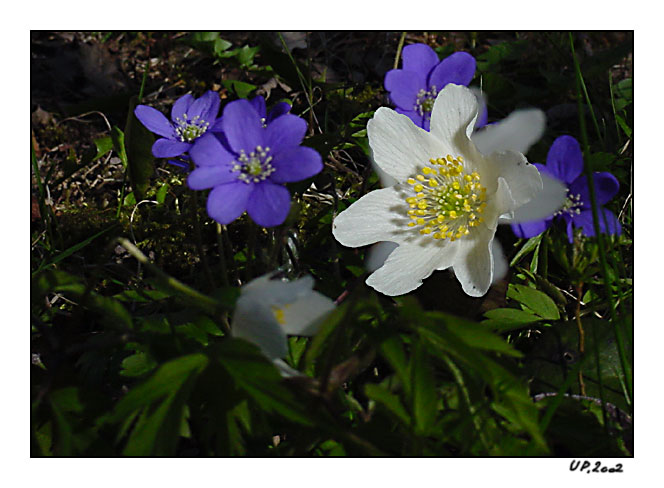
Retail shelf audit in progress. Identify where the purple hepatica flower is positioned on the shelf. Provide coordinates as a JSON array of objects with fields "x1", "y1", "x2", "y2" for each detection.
[
  {"x1": 511, "y1": 135, "x2": 622, "y2": 243},
  {"x1": 384, "y1": 43, "x2": 478, "y2": 131},
  {"x1": 249, "y1": 95, "x2": 292, "y2": 125},
  {"x1": 134, "y1": 90, "x2": 221, "y2": 159},
  {"x1": 187, "y1": 99, "x2": 323, "y2": 228}
]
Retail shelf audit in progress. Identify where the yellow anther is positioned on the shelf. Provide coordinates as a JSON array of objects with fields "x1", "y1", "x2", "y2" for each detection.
[
  {"x1": 457, "y1": 156, "x2": 464, "y2": 162},
  {"x1": 452, "y1": 181, "x2": 460, "y2": 190},
  {"x1": 416, "y1": 174, "x2": 426, "y2": 182},
  {"x1": 449, "y1": 210, "x2": 457, "y2": 219},
  {"x1": 439, "y1": 225, "x2": 449, "y2": 232},
  {"x1": 429, "y1": 158, "x2": 437, "y2": 164},
  {"x1": 464, "y1": 174, "x2": 473, "y2": 182},
  {"x1": 446, "y1": 154, "x2": 454, "y2": 162},
  {"x1": 416, "y1": 192, "x2": 425, "y2": 198},
  {"x1": 433, "y1": 232, "x2": 441, "y2": 239},
  {"x1": 436, "y1": 215, "x2": 446, "y2": 223},
  {"x1": 406, "y1": 197, "x2": 417, "y2": 204},
  {"x1": 429, "y1": 179, "x2": 438, "y2": 187},
  {"x1": 478, "y1": 217, "x2": 484, "y2": 223},
  {"x1": 418, "y1": 202, "x2": 428, "y2": 210},
  {"x1": 455, "y1": 193, "x2": 463, "y2": 199},
  {"x1": 469, "y1": 213, "x2": 476, "y2": 220},
  {"x1": 408, "y1": 222, "x2": 416, "y2": 227},
  {"x1": 414, "y1": 184, "x2": 424, "y2": 192},
  {"x1": 464, "y1": 203, "x2": 472, "y2": 212},
  {"x1": 417, "y1": 218, "x2": 425, "y2": 225},
  {"x1": 407, "y1": 178, "x2": 416, "y2": 185},
  {"x1": 422, "y1": 226, "x2": 432, "y2": 234},
  {"x1": 421, "y1": 167, "x2": 432, "y2": 175},
  {"x1": 417, "y1": 210, "x2": 426, "y2": 216}
]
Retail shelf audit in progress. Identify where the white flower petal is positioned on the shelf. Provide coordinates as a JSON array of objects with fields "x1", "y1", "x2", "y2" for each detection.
[
  {"x1": 243, "y1": 274, "x2": 314, "y2": 306},
  {"x1": 365, "y1": 241, "x2": 398, "y2": 272},
  {"x1": 430, "y1": 84, "x2": 479, "y2": 144},
  {"x1": 452, "y1": 225, "x2": 495, "y2": 297},
  {"x1": 279, "y1": 293, "x2": 335, "y2": 336},
  {"x1": 371, "y1": 151, "x2": 398, "y2": 188},
  {"x1": 273, "y1": 359, "x2": 302, "y2": 378},
  {"x1": 471, "y1": 109, "x2": 546, "y2": 156},
  {"x1": 333, "y1": 186, "x2": 413, "y2": 248},
  {"x1": 509, "y1": 172, "x2": 567, "y2": 223},
  {"x1": 367, "y1": 108, "x2": 447, "y2": 182},
  {"x1": 491, "y1": 239, "x2": 508, "y2": 285},
  {"x1": 366, "y1": 243, "x2": 457, "y2": 296},
  {"x1": 487, "y1": 150, "x2": 542, "y2": 209},
  {"x1": 232, "y1": 294, "x2": 288, "y2": 360}
]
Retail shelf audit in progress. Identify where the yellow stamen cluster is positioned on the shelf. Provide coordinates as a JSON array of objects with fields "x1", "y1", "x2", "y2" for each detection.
[{"x1": 404, "y1": 155, "x2": 487, "y2": 241}]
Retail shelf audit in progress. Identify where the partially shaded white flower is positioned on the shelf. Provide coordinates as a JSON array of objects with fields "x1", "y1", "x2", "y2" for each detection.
[
  {"x1": 232, "y1": 273, "x2": 335, "y2": 375},
  {"x1": 367, "y1": 103, "x2": 565, "y2": 285},
  {"x1": 333, "y1": 84, "x2": 548, "y2": 297}
]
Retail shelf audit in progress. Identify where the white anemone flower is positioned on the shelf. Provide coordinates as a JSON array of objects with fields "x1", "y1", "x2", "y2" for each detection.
[
  {"x1": 232, "y1": 273, "x2": 335, "y2": 375},
  {"x1": 366, "y1": 100, "x2": 566, "y2": 285},
  {"x1": 333, "y1": 84, "x2": 554, "y2": 297}
]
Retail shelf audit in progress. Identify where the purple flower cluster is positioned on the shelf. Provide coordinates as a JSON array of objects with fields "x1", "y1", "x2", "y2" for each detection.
[
  {"x1": 134, "y1": 92, "x2": 322, "y2": 228},
  {"x1": 511, "y1": 135, "x2": 622, "y2": 242},
  {"x1": 384, "y1": 43, "x2": 482, "y2": 131}
]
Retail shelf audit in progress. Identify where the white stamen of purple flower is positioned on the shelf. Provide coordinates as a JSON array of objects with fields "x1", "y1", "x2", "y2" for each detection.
[
  {"x1": 174, "y1": 113, "x2": 210, "y2": 142},
  {"x1": 232, "y1": 146, "x2": 276, "y2": 183},
  {"x1": 553, "y1": 190, "x2": 583, "y2": 217},
  {"x1": 414, "y1": 85, "x2": 439, "y2": 117}
]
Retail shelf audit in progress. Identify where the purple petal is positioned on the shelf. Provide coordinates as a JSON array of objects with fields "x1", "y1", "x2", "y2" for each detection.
[
  {"x1": 249, "y1": 96, "x2": 267, "y2": 119},
  {"x1": 572, "y1": 208, "x2": 622, "y2": 238},
  {"x1": 569, "y1": 172, "x2": 620, "y2": 209},
  {"x1": 265, "y1": 114, "x2": 307, "y2": 152},
  {"x1": 171, "y1": 94, "x2": 195, "y2": 122},
  {"x1": 401, "y1": 43, "x2": 440, "y2": 76},
  {"x1": 511, "y1": 219, "x2": 552, "y2": 239},
  {"x1": 267, "y1": 102, "x2": 292, "y2": 123},
  {"x1": 546, "y1": 135, "x2": 584, "y2": 184},
  {"x1": 384, "y1": 69, "x2": 426, "y2": 110},
  {"x1": 395, "y1": 107, "x2": 425, "y2": 130},
  {"x1": 209, "y1": 117, "x2": 224, "y2": 133},
  {"x1": 187, "y1": 164, "x2": 237, "y2": 190},
  {"x1": 188, "y1": 90, "x2": 221, "y2": 124},
  {"x1": 246, "y1": 182, "x2": 291, "y2": 227},
  {"x1": 134, "y1": 105, "x2": 175, "y2": 139},
  {"x1": 189, "y1": 133, "x2": 236, "y2": 167},
  {"x1": 206, "y1": 181, "x2": 252, "y2": 225},
  {"x1": 222, "y1": 99, "x2": 266, "y2": 154},
  {"x1": 152, "y1": 138, "x2": 192, "y2": 158},
  {"x1": 427, "y1": 52, "x2": 476, "y2": 91},
  {"x1": 269, "y1": 146, "x2": 323, "y2": 183},
  {"x1": 564, "y1": 215, "x2": 575, "y2": 243}
]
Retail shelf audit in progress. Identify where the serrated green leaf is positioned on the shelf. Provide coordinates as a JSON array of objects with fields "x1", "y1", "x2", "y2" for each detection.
[
  {"x1": 364, "y1": 384, "x2": 411, "y2": 426},
  {"x1": 507, "y1": 284, "x2": 560, "y2": 320},
  {"x1": 483, "y1": 307, "x2": 542, "y2": 325},
  {"x1": 120, "y1": 352, "x2": 157, "y2": 378},
  {"x1": 221, "y1": 80, "x2": 257, "y2": 99}
]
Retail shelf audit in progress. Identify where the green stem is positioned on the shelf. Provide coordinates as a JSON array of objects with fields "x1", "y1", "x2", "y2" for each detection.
[
  {"x1": 117, "y1": 237, "x2": 228, "y2": 331},
  {"x1": 569, "y1": 32, "x2": 632, "y2": 407},
  {"x1": 216, "y1": 223, "x2": 229, "y2": 287},
  {"x1": 393, "y1": 32, "x2": 407, "y2": 70},
  {"x1": 191, "y1": 191, "x2": 214, "y2": 291}
]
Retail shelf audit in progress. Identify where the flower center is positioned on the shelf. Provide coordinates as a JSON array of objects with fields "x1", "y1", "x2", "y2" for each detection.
[
  {"x1": 414, "y1": 85, "x2": 439, "y2": 118},
  {"x1": 553, "y1": 190, "x2": 583, "y2": 217},
  {"x1": 232, "y1": 146, "x2": 276, "y2": 184},
  {"x1": 174, "y1": 113, "x2": 210, "y2": 142},
  {"x1": 404, "y1": 154, "x2": 487, "y2": 241}
]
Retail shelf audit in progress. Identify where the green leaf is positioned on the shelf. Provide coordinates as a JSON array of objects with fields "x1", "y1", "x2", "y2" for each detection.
[
  {"x1": 123, "y1": 96, "x2": 155, "y2": 201},
  {"x1": 364, "y1": 384, "x2": 411, "y2": 426},
  {"x1": 411, "y1": 342, "x2": 437, "y2": 435},
  {"x1": 221, "y1": 80, "x2": 257, "y2": 99},
  {"x1": 507, "y1": 284, "x2": 560, "y2": 320},
  {"x1": 120, "y1": 352, "x2": 158, "y2": 378},
  {"x1": 112, "y1": 353, "x2": 209, "y2": 421},
  {"x1": 214, "y1": 339, "x2": 313, "y2": 426},
  {"x1": 379, "y1": 336, "x2": 410, "y2": 396},
  {"x1": 510, "y1": 233, "x2": 543, "y2": 267},
  {"x1": 482, "y1": 308, "x2": 542, "y2": 328},
  {"x1": 156, "y1": 183, "x2": 169, "y2": 204},
  {"x1": 92, "y1": 136, "x2": 113, "y2": 162}
]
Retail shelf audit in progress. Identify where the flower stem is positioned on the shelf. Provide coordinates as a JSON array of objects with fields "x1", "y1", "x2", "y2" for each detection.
[
  {"x1": 393, "y1": 32, "x2": 407, "y2": 70},
  {"x1": 575, "y1": 282, "x2": 586, "y2": 396},
  {"x1": 216, "y1": 223, "x2": 229, "y2": 287},
  {"x1": 569, "y1": 32, "x2": 632, "y2": 407}
]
